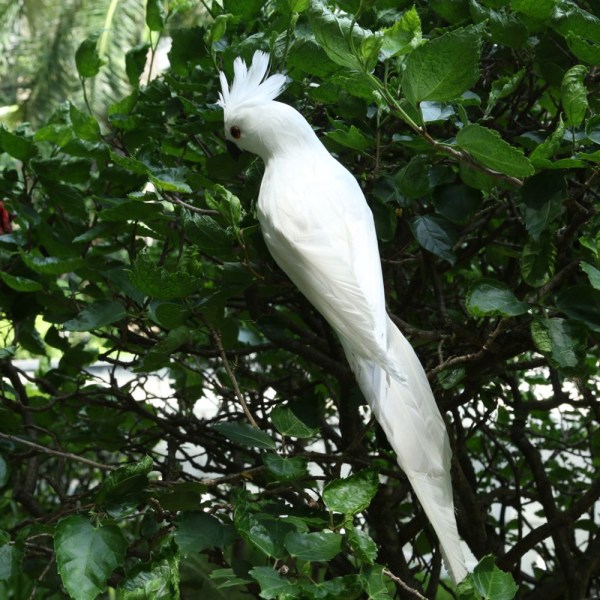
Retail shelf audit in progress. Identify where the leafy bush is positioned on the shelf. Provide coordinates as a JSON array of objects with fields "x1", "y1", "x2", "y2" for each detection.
[{"x1": 0, "y1": 0, "x2": 598, "y2": 598}]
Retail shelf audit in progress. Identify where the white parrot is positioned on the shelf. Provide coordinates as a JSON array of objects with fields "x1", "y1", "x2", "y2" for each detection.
[{"x1": 217, "y1": 50, "x2": 468, "y2": 584}]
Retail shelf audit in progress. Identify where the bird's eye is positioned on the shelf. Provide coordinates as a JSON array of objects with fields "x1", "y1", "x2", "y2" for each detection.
[{"x1": 230, "y1": 126, "x2": 241, "y2": 139}]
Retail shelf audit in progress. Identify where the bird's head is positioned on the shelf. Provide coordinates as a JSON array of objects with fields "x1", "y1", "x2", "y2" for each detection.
[{"x1": 218, "y1": 51, "x2": 316, "y2": 161}]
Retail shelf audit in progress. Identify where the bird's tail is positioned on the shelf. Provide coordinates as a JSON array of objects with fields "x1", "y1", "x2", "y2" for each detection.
[{"x1": 340, "y1": 316, "x2": 468, "y2": 585}]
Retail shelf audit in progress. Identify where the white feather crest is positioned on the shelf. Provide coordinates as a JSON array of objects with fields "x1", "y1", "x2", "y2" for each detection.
[{"x1": 217, "y1": 50, "x2": 286, "y2": 113}]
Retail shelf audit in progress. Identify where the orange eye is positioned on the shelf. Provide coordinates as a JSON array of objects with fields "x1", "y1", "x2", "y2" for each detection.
[{"x1": 230, "y1": 126, "x2": 241, "y2": 139}]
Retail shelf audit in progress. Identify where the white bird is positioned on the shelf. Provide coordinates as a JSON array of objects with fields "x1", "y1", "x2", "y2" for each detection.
[{"x1": 218, "y1": 50, "x2": 468, "y2": 584}]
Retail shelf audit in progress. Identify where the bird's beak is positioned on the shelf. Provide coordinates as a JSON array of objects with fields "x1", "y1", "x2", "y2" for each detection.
[{"x1": 226, "y1": 140, "x2": 242, "y2": 161}]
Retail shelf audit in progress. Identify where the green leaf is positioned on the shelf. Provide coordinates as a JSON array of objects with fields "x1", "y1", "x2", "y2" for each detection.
[
  {"x1": 520, "y1": 232, "x2": 556, "y2": 287},
  {"x1": 456, "y1": 124, "x2": 534, "y2": 178},
  {"x1": 270, "y1": 406, "x2": 319, "y2": 439},
  {"x1": 556, "y1": 285, "x2": 600, "y2": 332},
  {"x1": 466, "y1": 279, "x2": 529, "y2": 317},
  {"x1": 63, "y1": 301, "x2": 127, "y2": 332},
  {"x1": 395, "y1": 155, "x2": 430, "y2": 199},
  {"x1": 284, "y1": 530, "x2": 342, "y2": 561},
  {"x1": 116, "y1": 552, "x2": 179, "y2": 600},
  {"x1": 402, "y1": 25, "x2": 482, "y2": 104},
  {"x1": 130, "y1": 252, "x2": 202, "y2": 300},
  {"x1": 520, "y1": 171, "x2": 566, "y2": 240},
  {"x1": 70, "y1": 103, "x2": 101, "y2": 142},
  {"x1": 0, "y1": 456, "x2": 8, "y2": 488},
  {"x1": 581, "y1": 262, "x2": 600, "y2": 290},
  {"x1": 323, "y1": 469, "x2": 379, "y2": 515},
  {"x1": 146, "y1": 0, "x2": 165, "y2": 31},
  {"x1": 289, "y1": 0, "x2": 309, "y2": 12},
  {"x1": 511, "y1": 0, "x2": 557, "y2": 20},
  {"x1": 234, "y1": 499, "x2": 293, "y2": 559},
  {"x1": 249, "y1": 566, "x2": 302, "y2": 600},
  {"x1": 263, "y1": 453, "x2": 308, "y2": 481},
  {"x1": 470, "y1": 555, "x2": 518, "y2": 600},
  {"x1": 530, "y1": 116, "x2": 566, "y2": 168},
  {"x1": 75, "y1": 34, "x2": 104, "y2": 78},
  {"x1": 137, "y1": 326, "x2": 191, "y2": 372},
  {"x1": 206, "y1": 185, "x2": 244, "y2": 227},
  {"x1": 325, "y1": 125, "x2": 370, "y2": 152},
  {"x1": 213, "y1": 422, "x2": 276, "y2": 450},
  {"x1": 149, "y1": 168, "x2": 192, "y2": 193},
  {"x1": 308, "y1": 0, "x2": 381, "y2": 71},
  {"x1": 380, "y1": 7, "x2": 422, "y2": 59},
  {"x1": 184, "y1": 214, "x2": 233, "y2": 257},
  {"x1": 55, "y1": 516, "x2": 127, "y2": 600},
  {"x1": 433, "y1": 184, "x2": 482, "y2": 225},
  {"x1": 0, "y1": 126, "x2": 36, "y2": 162},
  {"x1": 565, "y1": 32, "x2": 600, "y2": 66},
  {"x1": 561, "y1": 65, "x2": 589, "y2": 127},
  {"x1": 0, "y1": 272, "x2": 42, "y2": 292},
  {"x1": 485, "y1": 69, "x2": 524, "y2": 117},
  {"x1": 95, "y1": 456, "x2": 153, "y2": 508},
  {"x1": 175, "y1": 512, "x2": 236, "y2": 555},
  {"x1": 126, "y1": 44, "x2": 151, "y2": 86},
  {"x1": 531, "y1": 318, "x2": 586, "y2": 369},
  {"x1": 409, "y1": 214, "x2": 457, "y2": 264},
  {"x1": 0, "y1": 537, "x2": 18, "y2": 581},
  {"x1": 346, "y1": 527, "x2": 378, "y2": 564},
  {"x1": 21, "y1": 254, "x2": 84, "y2": 275}
]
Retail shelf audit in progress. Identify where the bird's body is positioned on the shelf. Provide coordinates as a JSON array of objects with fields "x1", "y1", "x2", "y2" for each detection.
[{"x1": 218, "y1": 51, "x2": 468, "y2": 584}]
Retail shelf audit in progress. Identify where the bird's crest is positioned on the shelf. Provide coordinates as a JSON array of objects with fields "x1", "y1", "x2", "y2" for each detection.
[{"x1": 217, "y1": 51, "x2": 286, "y2": 114}]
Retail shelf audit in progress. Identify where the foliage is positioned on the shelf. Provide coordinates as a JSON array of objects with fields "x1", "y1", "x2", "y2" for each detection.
[{"x1": 0, "y1": 0, "x2": 599, "y2": 599}]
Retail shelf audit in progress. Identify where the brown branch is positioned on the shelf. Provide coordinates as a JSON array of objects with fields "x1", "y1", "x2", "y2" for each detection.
[
  {"x1": 208, "y1": 325, "x2": 260, "y2": 428},
  {"x1": 383, "y1": 568, "x2": 428, "y2": 600},
  {"x1": 0, "y1": 432, "x2": 114, "y2": 471}
]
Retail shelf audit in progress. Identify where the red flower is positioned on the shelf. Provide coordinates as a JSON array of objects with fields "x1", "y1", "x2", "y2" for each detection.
[{"x1": 0, "y1": 201, "x2": 12, "y2": 234}]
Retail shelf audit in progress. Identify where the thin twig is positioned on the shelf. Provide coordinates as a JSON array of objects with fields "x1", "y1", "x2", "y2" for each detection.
[
  {"x1": 208, "y1": 325, "x2": 259, "y2": 429},
  {"x1": 168, "y1": 195, "x2": 219, "y2": 215},
  {"x1": 383, "y1": 568, "x2": 428, "y2": 600},
  {"x1": 0, "y1": 432, "x2": 113, "y2": 471}
]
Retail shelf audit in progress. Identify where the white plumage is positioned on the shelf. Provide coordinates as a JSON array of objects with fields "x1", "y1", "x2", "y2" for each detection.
[{"x1": 218, "y1": 50, "x2": 468, "y2": 584}]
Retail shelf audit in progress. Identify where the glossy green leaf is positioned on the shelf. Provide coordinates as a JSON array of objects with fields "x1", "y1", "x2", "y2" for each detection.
[
  {"x1": 213, "y1": 422, "x2": 276, "y2": 450},
  {"x1": 309, "y1": 0, "x2": 380, "y2": 71},
  {"x1": 456, "y1": 123, "x2": 534, "y2": 178},
  {"x1": 55, "y1": 516, "x2": 127, "y2": 600},
  {"x1": 249, "y1": 566, "x2": 302, "y2": 599},
  {"x1": 63, "y1": 300, "x2": 127, "y2": 331},
  {"x1": 323, "y1": 469, "x2": 379, "y2": 515},
  {"x1": 520, "y1": 171, "x2": 566, "y2": 240},
  {"x1": 75, "y1": 34, "x2": 104, "y2": 78},
  {"x1": 581, "y1": 262, "x2": 600, "y2": 290},
  {"x1": 284, "y1": 530, "x2": 342, "y2": 561},
  {"x1": 95, "y1": 456, "x2": 153, "y2": 507},
  {"x1": 380, "y1": 6, "x2": 422, "y2": 59},
  {"x1": 466, "y1": 279, "x2": 528, "y2": 317},
  {"x1": 146, "y1": 0, "x2": 165, "y2": 31},
  {"x1": 0, "y1": 126, "x2": 36, "y2": 161},
  {"x1": 520, "y1": 232, "x2": 556, "y2": 287},
  {"x1": 175, "y1": 511, "x2": 236, "y2": 555},
  {"x1": 469, "y1": 555, "x2": 518, "y2": 600},
  {"x1": 402, "y1": 25, "x2": 482, "y2": 104},
  {"x1": 531, "y1": 318, "x2": 586, "y2": 369},
  {"x1": 0, "y1": 272, "x2": 42, "y2": 292},
  {"x1": 263, "y1": 453, "x2": 308, "y2": 481},
  {"x1": 561, "y1": 65, "x2": 589, "y2": 127},
  {"x1": 346, "y1": 527, "x2": 378, "y2": 564},
  {"x1": 511, "y1": 0, "x2": 557, "y2": 20},
  {"x1": 409, "y1": 214, "x2": 457, "y2": 264},
  {"x1": 270, "y1": 406, "x2": 319, "y2": 439},
  {"x1": 116, "y1": 552, "x2": 179, "y2": 600},
  {"x1": 556, "y1": 285, "x2": 600, "y2": 332},
  {"x1": 125, "y1": 43, "x2": 151, "y2": 86}
]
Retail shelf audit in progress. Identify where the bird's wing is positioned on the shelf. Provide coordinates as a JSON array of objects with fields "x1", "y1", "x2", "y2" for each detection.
[{"x1": 258, "y1": 154, "x2": 390, "y2": 364}]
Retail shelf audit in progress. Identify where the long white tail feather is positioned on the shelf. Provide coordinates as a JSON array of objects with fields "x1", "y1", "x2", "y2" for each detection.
[{"x1": 341, "y1": 316, "x2": 467, "y2": 584}]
